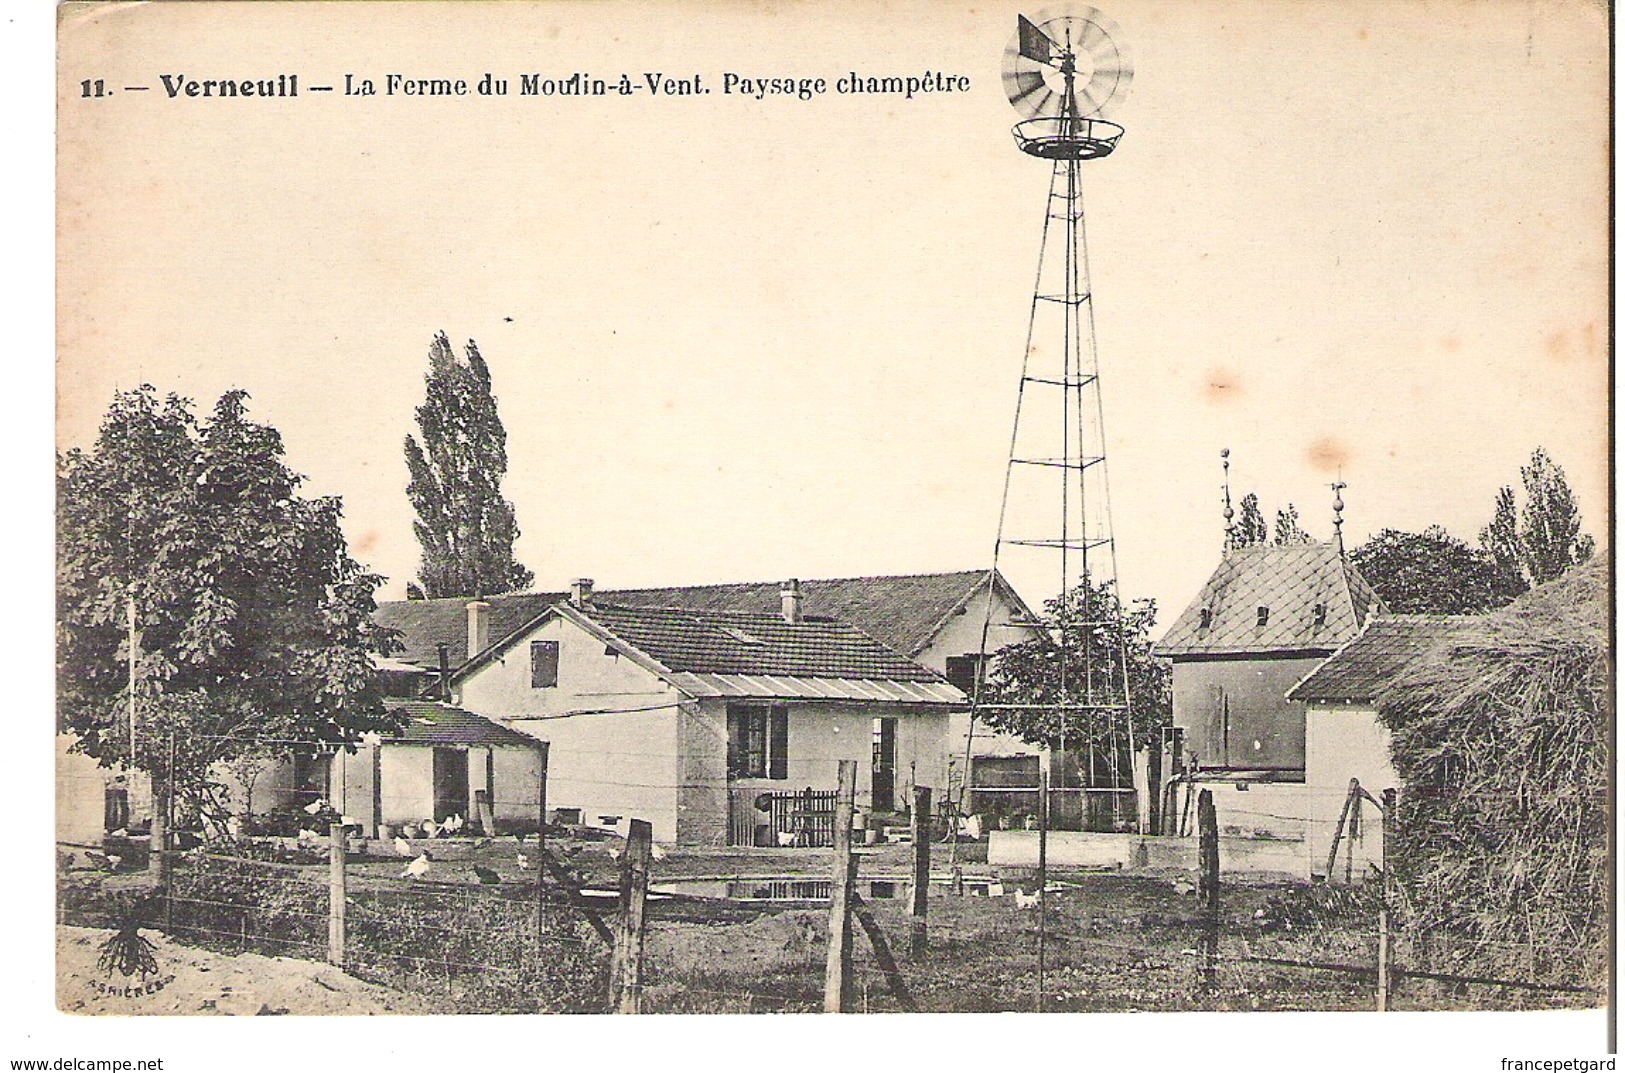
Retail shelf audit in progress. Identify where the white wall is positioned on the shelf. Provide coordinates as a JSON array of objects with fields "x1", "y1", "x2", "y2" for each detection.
[
  {"x1": 456, "y1": 614, "x2": 686, "y2": 839},
  {"x1": 917, "y1": 583, "x2": 1045, "y2": 800},
  {"x1": 1306, "y1": 701, "x2": 1397, "y2": 880},
  {"x1": 56, "y1": 735, "x2": 128, "y2": 845},
  {"x1": 1164, "y1": 779, "x2": 1314, "y2": 880}
]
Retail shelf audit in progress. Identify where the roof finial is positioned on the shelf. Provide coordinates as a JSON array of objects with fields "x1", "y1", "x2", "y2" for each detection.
[
  {"x1": 1221, "y1": 448, "x2": 1235, "y2": 552},
  {"x1": 1331, "y1": 477, "x2": 1347, "y2": 556}
]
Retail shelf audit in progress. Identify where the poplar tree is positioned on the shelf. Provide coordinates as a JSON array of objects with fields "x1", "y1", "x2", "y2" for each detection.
[
  {"x1": 404, "y1": 332, "x2": 534, "y2": 598},
  {"x1": 1232, "y1": 493, "x2": 1269, "y2": 547},
  {"x1": 1477, "y1": 448, "x2": 1595, "y2": 587}
]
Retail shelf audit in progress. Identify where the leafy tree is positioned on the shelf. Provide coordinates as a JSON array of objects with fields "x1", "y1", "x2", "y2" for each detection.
[
  {"x1": 1516, "y1": 448, "x2": 1595, "y2": 584},
  {"x1": 978, "y1": 576, "x2": 1171, "y2": 758},
  {"x1": 58, "y1": 387, "x2": 398, "y2": 832},
  {"x1": 1272, "y1": 504, "x2": 1314, "y2": 545},
  {"x1": 1477, "y1": 448, "x2": 1596, "y2": 587},
  {"x1": 1232, "y1": 493, "x2": 1269, "y2": 547},
  {"x1": 1351, "y1": 526, "x2": 1526, "y2": 613},
  {"x1": 1479, "y1": 485, "x2": 1521, "y2": 581},
  {"x1": 405, "y1": 332, "x2": 533, "y2": 598}
]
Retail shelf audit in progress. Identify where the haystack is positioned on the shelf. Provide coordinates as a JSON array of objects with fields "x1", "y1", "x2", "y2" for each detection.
[{"x1": 1376, "y1": 559, "x2": 1608, "y2": 983}]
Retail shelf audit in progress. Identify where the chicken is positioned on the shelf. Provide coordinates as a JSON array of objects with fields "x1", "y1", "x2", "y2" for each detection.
[
  {"x1": 421, "y1": 819, "x2": 440, "y2": 839},
  {"x1": 393, "y1": 836, "x2": 414, "y2": 857},
  {"x1": 472, "y1": 865, "x2": 500, "y2": 885},
  {"x1": 516, "y1": 851, "x2": 532, "y2": 871},
  {"x1": 1014, "y1": 889, "x2": 1041, "y2": 909},
  {"x1": 303, "y1": 798, "x2": 327, "y2": 815},
  {"x1": 402, "y1": 853, "x2": 431, "y2": 879}
]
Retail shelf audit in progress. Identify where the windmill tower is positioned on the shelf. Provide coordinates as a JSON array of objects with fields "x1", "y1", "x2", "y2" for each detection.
[{"x1": 963, "y1": 9, "x2": 1138, "y2": 833}]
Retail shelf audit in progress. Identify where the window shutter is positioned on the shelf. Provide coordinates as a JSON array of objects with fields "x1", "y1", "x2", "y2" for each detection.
[
  {"x1": 530, "y1": 640, "x2": 559, "y2": 688},
  {"x1": 769, "y1": 706, "x2": 788, "y2": 780}
]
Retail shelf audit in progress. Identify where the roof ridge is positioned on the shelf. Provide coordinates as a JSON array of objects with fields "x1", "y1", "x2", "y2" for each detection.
[
  {"x1": 607, "y1": 568, "x2": 989, "y2": 591},
  {"x1": 588, "y1": 602, "x2": 853, "y2": 626}
]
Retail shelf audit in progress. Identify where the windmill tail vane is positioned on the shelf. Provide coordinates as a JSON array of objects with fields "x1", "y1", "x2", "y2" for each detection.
[{"x1": 1018, "y1": 14, "x2": 1059, "y2": 66}]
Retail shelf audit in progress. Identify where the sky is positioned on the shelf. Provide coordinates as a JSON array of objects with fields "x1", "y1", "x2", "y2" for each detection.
[{"x1": 56, "y1": 0, "x2": 1610, "y2": 630}]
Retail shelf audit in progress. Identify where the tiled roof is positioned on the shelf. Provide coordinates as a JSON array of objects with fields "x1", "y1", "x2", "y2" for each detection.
[
  {"x1": 574, "y1": 604, "x2": 949, "y2": 683},
  {"x1": 608, "y1": 571, "x2": 1009, "y2": 657},
  {"x1": 374, "y1": 592, "x2": 561, "y2": 668},
  {"x1": 374, "y1": 570, "x2": 1015, "y2": 668},
  {"x1": 1155, "y1": 542, "x2": 1388, "y2": 657},
  {"x1": 382, "y1": 699, "x2": 539, "y2": 748},
  {"x1": 1286, "y1": 615, "x2": 1474, "y2": 702}
]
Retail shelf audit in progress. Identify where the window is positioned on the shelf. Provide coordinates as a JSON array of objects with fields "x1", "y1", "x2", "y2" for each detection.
[
  {"x1": 1255, "y1": 606, "x2": 1270, "y2": 627},
  {"x1": 1312, "y1": 602, "x2": 1328, "y2": 627},
  {"x1": 727, "y1": 704, "x2": 788, "y2": 779},
  {"x1": 530, "y1": 640, "x2": 559, "y2": 688},
  {"x1": 1197, "y1": 608, "x2": 1213, "y2": 630},
  {"x1": 944, "y1": 654, "x2": 986, "y2": 696}
]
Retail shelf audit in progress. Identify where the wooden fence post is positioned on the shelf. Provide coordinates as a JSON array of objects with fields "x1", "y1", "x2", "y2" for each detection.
[
  {"x1": 611, "y1": 818, "x2": 652, "y2": 1013},
  {"x1": 910, "y1": 785, "x2": 931, "y2": 956},
  {"x1": 475, "y1": 789, "x2": 497, "y2": 838},
  {"x1": 328, "y1": 822, "x2": 347, "y2": 967},
  {"x1": 1377, "y1": 787, "x2": 1396, "y2": 1011},
  {"x1": 1036, "y1": 763, "x2": 1049, "y2": 1013},
  {"x1": 823, "y1": 759, "x2": 858, "y2": 1013},
  {"x1": 1325, "y1": 778, "x2": 1359, "y2": 882},
  {"x1": 1197, "y1": 788, "x2": 1220, "y2": 991},
  {"x1": 534, "y1": 742, "x2": 549, "y2": 937}
]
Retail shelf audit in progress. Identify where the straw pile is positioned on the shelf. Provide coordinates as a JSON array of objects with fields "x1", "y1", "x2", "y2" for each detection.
[{"x1": 1376, "y1": 560, "x2": 1609, "y2": 982}]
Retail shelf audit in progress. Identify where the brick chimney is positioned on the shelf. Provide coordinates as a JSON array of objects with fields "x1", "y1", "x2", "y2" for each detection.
[
  {"x1": 780, "y1": 578, "x2": 803, "y2": 624},
  {"x1": 570, "y1": 578, "x2": 595, "y2": 607},
  {"x1": 466, "y1": 599, "x2": 492, "y2": 658}
]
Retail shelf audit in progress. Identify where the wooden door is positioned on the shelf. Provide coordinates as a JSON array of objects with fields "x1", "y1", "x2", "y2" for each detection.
[{"x1": 432, "y1": 747, "x2": 469, "y2": 821}]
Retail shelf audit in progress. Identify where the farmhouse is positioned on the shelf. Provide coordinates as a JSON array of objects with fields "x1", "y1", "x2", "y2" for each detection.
[
  {"x1": 374, "y1": 570, "x2": 1044, "y2": 812},
  {"x1": 445, "y1": 581, "x2": 965, "y2": 846}
]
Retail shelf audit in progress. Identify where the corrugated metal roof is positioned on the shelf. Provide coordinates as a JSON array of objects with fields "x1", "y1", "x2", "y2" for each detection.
[
  {"x1": 382, "y1": 699, "x2": 539, "y2": 748},
  {"x1": 1286, "y1": 615, "x2": 1474, "y2": 702},
  {"x1": 373, "y1": 570, "x2": 1023, "y2": 669},
  {"x1": 667, "y1": 672, "x2": 965, "y2": 704},
  {"x1": 1156, "y1": 542, "x2": 1388, "y2": 657}
]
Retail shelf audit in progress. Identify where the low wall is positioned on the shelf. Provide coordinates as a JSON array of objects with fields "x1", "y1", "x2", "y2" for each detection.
[{"x1": 988, "y1": 830, "x2": 1311, "y2": 878}]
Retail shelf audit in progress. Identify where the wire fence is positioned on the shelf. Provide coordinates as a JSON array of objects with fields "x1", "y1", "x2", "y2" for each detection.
[{"x1": 56, "y1": 743, "x2": 1606, "y2": 1015}]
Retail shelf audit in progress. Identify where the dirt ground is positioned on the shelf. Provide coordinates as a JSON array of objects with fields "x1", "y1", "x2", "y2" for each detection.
[{"x1": 56, "y1": 925, "x2": 441, "y2": 1016}]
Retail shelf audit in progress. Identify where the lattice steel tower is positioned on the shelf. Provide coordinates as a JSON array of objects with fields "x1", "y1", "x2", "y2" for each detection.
[{"x1": 963, "y1": 8, "x2": 1138, "y2": 831}]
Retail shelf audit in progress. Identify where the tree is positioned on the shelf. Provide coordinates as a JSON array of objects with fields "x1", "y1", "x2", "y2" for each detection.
[
  {"x1": 405, "y1": 332, "x2": 533, "y2": 598},
  {"x1": 1516, "y1": 448, "x2": 1595, "y2": 584},
  {"x1": 58, "y1": 387, "x2": 398, "y2": 830},
  {"x1": 1479, "y1": 484, "x2": 1521, "y2": 582},
  {"x1": 1351, "y1": 526, "x2": 1526, "y2": 614},
  {"x1": 978, "y1": 576, "x2": 1171, "y2": 756},
  {"x1": 1477, "y1": 448, "x2": 1596, "y2": 588},
  {"x1": 1272, "y1": 504, "x2": 1314, "y2": 545},
  {"x1": 1232, "y1": 493, "x2": 1269, "y2": 547}
]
